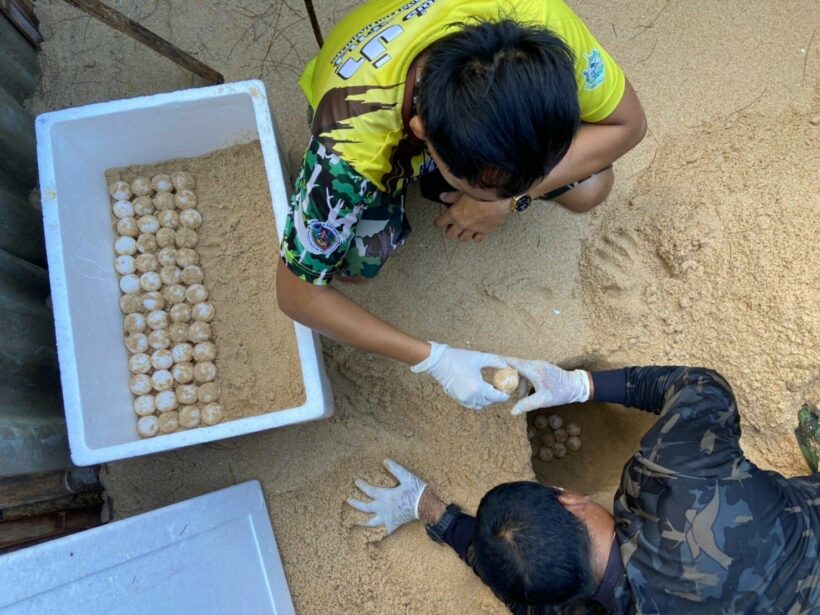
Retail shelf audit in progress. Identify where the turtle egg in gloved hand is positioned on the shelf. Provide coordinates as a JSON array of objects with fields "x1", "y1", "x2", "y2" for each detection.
[{"x1": 491, "y1": 367, "x2": 519, "y2": 394}]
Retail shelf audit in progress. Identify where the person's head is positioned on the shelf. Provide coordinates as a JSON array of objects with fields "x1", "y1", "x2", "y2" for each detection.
[
  {"x1": 472, "y1": 482, "x2": 612, "y2": 606},
  {"x1": 411, "y1": 19, "x2": 580, "y2": 201}
]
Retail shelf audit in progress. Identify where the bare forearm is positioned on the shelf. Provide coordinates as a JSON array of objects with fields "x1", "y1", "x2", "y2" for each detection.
[
  {"x1": 418, "y1": 487, "x2": 446, "y2": 525},
  {"x1": 277, "y1": 262, "x2": 430, "y2": 365}
]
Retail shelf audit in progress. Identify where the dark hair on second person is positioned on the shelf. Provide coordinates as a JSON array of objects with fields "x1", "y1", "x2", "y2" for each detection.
[
  {"x1": 473, "y1": 482, "x2": 594, "y2": 606},
  {"x1": 417, "y1": 19, "x2": 580, "y2": 198}
]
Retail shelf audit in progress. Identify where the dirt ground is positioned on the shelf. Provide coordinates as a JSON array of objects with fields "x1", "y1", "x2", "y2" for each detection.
[{"x1": 30, "y1": 1, "x2": 820, "y2": 613}]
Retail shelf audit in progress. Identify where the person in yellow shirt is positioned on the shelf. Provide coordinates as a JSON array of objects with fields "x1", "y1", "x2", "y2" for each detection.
[{"x1": 278, "y1": 0, "x2": 647, "y2": 410}]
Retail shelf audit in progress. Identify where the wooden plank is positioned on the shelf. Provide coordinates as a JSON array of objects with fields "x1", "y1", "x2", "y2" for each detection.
[
  {"x1": 0, "y1": 1, "x2": 43, "y2": 49},
  {"x1": 0, "y1": 489, "x2": 103, "y2": 522},
  {"x1": 0, "y1": 13, "x2": 40, "y2": 99},
  {"x1": 0, "y1": 184, "x2": 44, "y2": 265},
  {"x1": 0, "y1": 504, "x2": 102, "y2": 553},
  {"x1": 62, "y1": 0, "x2": 224, "y2": 85},
  {"x1": 0, "y1": 468, "x2": 99, "y2": 510},
  {"x1": 0, "y1": 85, "x2": 37, "y2": 194}
]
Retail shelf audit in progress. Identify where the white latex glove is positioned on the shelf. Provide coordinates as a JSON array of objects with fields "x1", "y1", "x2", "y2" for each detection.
[
  {"x1": 346, "y1": 459, "x2": 427, "y2": 535},
  {"x1": 411, "y1": 342, "x2": 510, "y2": 410},
  {"x1": 505, "y1": 357, "x2": 591, "y2": 416}
]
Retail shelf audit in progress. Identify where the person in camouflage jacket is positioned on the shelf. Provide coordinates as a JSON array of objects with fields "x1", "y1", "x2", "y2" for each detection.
[{"x1": 348, "y1": 363, "x2": 820, "y2": 613}]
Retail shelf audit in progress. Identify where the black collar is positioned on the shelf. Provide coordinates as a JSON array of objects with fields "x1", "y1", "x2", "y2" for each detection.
[{"x1": 592, "y1": 539, "x2": 625, "y2": 611}]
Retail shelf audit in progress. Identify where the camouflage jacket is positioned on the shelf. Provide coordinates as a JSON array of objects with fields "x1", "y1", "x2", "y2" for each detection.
[{"x1": 437, "y1": 367, "x2": 820, "y2": 614}]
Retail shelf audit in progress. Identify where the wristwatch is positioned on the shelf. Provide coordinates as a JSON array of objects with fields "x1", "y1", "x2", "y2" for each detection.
[
  {"x1": 510, "y1": 193, "x2": 533, "y2": 213},
  {"x1": 425, "y1": 503, "x2": 462, "y2": 543}
]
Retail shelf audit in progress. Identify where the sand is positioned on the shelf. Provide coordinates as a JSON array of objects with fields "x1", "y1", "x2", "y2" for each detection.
[
  {"x1": 108, "y1": 143, "x2": 305, "y2": 422},
  {"x1": 29, "y1": 0, "x2": 820, "y2": 612}
]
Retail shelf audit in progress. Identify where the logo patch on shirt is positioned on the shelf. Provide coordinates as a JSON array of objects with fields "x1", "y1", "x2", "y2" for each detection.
[
  {"x1": 583, "y1": 49, "x2": 605, "y2": 90},
  {"x1": 306, "y1": 220, "x2": 341, "y2": 255}
]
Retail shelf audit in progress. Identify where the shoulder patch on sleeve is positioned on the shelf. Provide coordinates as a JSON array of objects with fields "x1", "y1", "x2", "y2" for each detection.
[
  {"x1": 583, "y1": 49, "x2": 606, "y2": 90},
  {"x1": 305, "y1": 220, "x2": 342, "y2": 255}
]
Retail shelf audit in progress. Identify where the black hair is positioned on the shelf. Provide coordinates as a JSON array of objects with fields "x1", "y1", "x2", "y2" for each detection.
[
  {"x1": 417, "y1": 19, "x2": 580, "y2": 198},
  {"x1": 473, "y1": 482, "x2": 594, "y2": 606}
]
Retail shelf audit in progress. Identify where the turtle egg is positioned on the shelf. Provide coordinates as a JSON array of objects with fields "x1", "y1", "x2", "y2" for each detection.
[
  {"x1": 124, "y1": 313, "x2": 146, "y2": 333},
  {"x1": 537, "y1": 447, "x2": 554, "y2": 462},
  {"x1": 130, "y1": 374, "x2": 152, "y2": 396},
  {"x1": 188, "y1": 322, "x2": 211, "y2": 343},
  {"x1": 492, "y1": 367, "x2": 519, "y2": 394},
  {"x1": 171, "y1": 171, "x2": 195, "y2": 191},
  {"x1": 540, "y1": 432, "x2": 556, "y2": 447},
  {"x1": 155, "y1": 390, "x2": 178, "y2": 413},
  {"x1": 197, "y1": 382, "x2": 220, "y2": 404},
  {"x1": 119, "y1": 274, "x2": 140, "y2": 294},
  {"x1": 131, "y1": 176, "x2": 153, "y2": 197},
  {"x1": 137, "y1": 215, "x2": 160, "y2": 234},
  {"x1": 132, "y1": 196, "x2": 155, "y2": 216},
  {"x1": 140, "y1": 271, "x2": 162, "y2": 292},
  {"x1": 169, "y1": 323, "x2": 190, "y2": 343},
  {"x1": 175, "y1": 228, "x2": 198, "y2": 248},
  {"x1": 193, "y1": 341, "x2": 216, "y2": 362},
  {"x1": 151, "y1": 369, "x2": 174, "y2": 392},
  {"x1": 533, "y1": 415, "x2": 548, "y2": 430},
  {"x1": 178, "y1": 405, "x2": 201, "y2": 428},
  {"x1": 185, "y1": 284, "x2": 208, "y2": 303},
  {"x1": 176, "y1": 247, "x2": 199, "y2": 268},
  {"x1": 179, "y1": 209, "x2": 202, "y2": 229},
  {"x1": 148, "y1": 328, "x2": 172, "y2": 350},
  {"x1": 158, "y1": 410, "x2": 179, "y2": 433},
  {"x1": 552, "y1": 442, "x2": 567, "y2": 459},
  {"x1": 175, "y1": 190, "x2": 197, "y2": 210},
  {"x1": 116, "y1": 217, "x2": 139, "y2": 237},
  {"x1": 136, "y1": 233, "x2": 158, "y2": 254},
  {"x1": 137, "y1": 415, "x2": 159, "y2": 438},
  {"x1": 135, "y1": 253, "x2": 158, "y2": 272},
  {"x1": 181, "y1": 265, "x2": 203, "y2": 285},
  {"x1": 170, "y1": 303, "x2": 192, "y2": 323},
  {"x1": 156, "y1": 227, "x2": 176, "y2": 248},
  {"x1": 112, "y1": 200, "x2": 134, "y2": 219},
  {"x1": 124, "y1": 332, "x2": 149, "y2": 354},
  {"x1": 193, "y1": 361, "x2": 216, "y2": 383},
  {"x1": 153, "y1": 191, "x2": 176, "y2": 211},
  {"x1": 134, "y1": 394, "x2": 155, "y2": 416},
  {"x1": 152, "y1": 174, "x2": 173, "y2": 193},
  {"x1": 114, "y1": 255, "x2": 136, "y2": 275},
  {"x1": 201, "y1": 403, "x2": 224, "y2": 426},
  {"x1": 192, "y1": 302, "x2": 214, "y2": 322},
  {"x1": 158, "y1": 210, "x2": 179, "y2": 230},
  {"x1": 173, "y1": 362, "x2": 195, "y2": 384},
  {"x1": 114, "y1": 236, "x2": 137, "y2": 255},
  {"x1": 120, "y1": 293, "x2": 142, "y2": 314},
  {"x1": 566, "y1": 422, "x2": 582, "y2": 437},
  {"x1": 128, "y1": 353, "x2": 151, "y2": 374},
  {"x1": 160, "y1": 265, "x2": 182, "y2": 286},
  {"x1": 566, "y1": 436, "x2": 582, "y2": 452},
  {"x1": 554, "y1": 428, "x2": 568, "y2": 443},
  {"x1": 176, "y1": 383, "x2": 199, "y2": 405},
  {"x1": 548, "y1": 414, "x2": 563, "y2": 430},
  {"x1": 108, "y1": 180, "x2": 131, "y2": 201},
  {"x1": 146, "y1": 309, "x2": 169, "y2": 330},
  {"x1": 141, "y1": 291, "x2": 165, "y2": 311},
  {"x1": 151, "y1": 349, "x2": 173, "y2": 370},
  {"x1": 157, "y1": 247, "x2": 178, "y2": 267},
  {"x1": 163, "y1": 284, "x2": 186, "y2": 305}
]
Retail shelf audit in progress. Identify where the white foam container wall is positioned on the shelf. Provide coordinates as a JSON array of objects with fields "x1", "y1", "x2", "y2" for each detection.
[{"x1": 36, "y1": 80, "x2": 333, "y2": 466}]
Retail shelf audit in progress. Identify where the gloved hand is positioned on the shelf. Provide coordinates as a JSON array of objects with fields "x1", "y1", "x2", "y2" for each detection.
[
  {"x1": 505, "y1": 357, "x2": 591, "y2": 416},
  {"x1": 346, "y1": 459, "x2": 427, "y2": 535},
  {"x1": 411, "y1": 342, "x2": 510, "y2": 410}
]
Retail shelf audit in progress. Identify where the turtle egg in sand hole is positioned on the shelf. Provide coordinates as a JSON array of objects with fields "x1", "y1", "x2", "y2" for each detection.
[
  {"x1": 492, "y1": 367, "x2": 519, "y2": 394},
  {"x1": 533, "y1": 415, "x2": 548, "y2": 430},
  {"x1": 551, "y1": 442, "x2": 567, "y2": 458},
  {"x1": 566, "y1": 436, "x2": 582, "y2": 451},
  {"x1": 537, "y1": 447, "x2": 554, "y2": 462},
  {"x1": 112, "y1": 200, "x2": 133, "y2": 219},
  {"x1": 115, "y1": 236, "x2": 137, "y2": 255},
  {"x1": 201, "y1": 403, "x2": 224, "y2": 426},
  {"x1": 554, "y1": 428, "x2": 568, "y2": 443},
  {"x1": 137, "y1": 415, "x2": 159, "y2": 438},
  {"x1": 566, "y1": 422, "x2": 582, "y2": 437},
  {"x1": 108, "y1": 180, "x2": 131, "y2": 201},
  {"x1": 548, "y1": 414, "x2": 563, "y2": 430}
]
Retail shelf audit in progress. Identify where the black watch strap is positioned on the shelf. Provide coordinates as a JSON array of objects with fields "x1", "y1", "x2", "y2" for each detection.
[{"x1": 426, "y1": 503, "x2": 462, "y2": 543}]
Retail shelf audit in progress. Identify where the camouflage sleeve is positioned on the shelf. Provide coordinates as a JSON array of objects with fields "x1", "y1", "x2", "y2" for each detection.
[
  {"x1": 280, "y1": 136, "x2": 375, "y2": 285},
  {"x1": 625, "y1": 367, "x2": 744, "y2": 478}
]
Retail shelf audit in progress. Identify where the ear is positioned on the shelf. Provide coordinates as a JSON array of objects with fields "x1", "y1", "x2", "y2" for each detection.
[
  {"x1": 409, "y1": 115, "x2": 427, "y2": 141},
  {"x1": 558, "y1": 492, "x2": 591, "y2": 519}
]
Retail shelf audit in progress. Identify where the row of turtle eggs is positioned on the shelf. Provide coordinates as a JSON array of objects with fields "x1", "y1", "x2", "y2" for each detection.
[{"x1": 530, "y1": 414, "x2": 582, "y2": 462}]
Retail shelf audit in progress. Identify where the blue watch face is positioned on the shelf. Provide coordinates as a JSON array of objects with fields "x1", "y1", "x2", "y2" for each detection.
[{"x1": 515, "y1": 195, "x2": 532, "y2": 212}]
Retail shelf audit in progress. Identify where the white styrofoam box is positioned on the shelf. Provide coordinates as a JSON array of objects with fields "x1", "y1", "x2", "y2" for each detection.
[
  {"x1": 36, "y1": 80, "x2": 333, "y2": 466},
  {"x1": 0, "y1": 481, "x2": 295, "y2": 615}
]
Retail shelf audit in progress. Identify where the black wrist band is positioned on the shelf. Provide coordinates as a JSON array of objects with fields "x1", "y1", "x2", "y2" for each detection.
[{"x1": 426, "y1": 503, "x2": 461, "y2": 543}]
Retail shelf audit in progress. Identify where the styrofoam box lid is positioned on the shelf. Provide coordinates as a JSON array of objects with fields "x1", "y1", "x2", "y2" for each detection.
[
  {"x1": 0, "y1": 481, "x2": 295, "y2": 615},
  {"x1": 35, "y1": 80, "x2": 333, "y2": 466}
]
